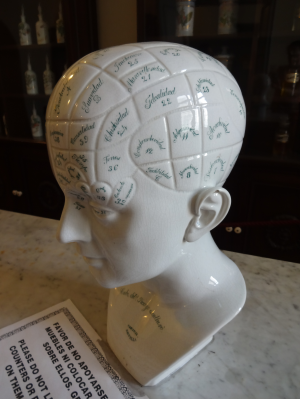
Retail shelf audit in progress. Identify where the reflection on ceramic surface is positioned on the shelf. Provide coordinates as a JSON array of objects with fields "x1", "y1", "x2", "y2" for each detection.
[{"x1": 46, "y1": 42, "x2": 247, "y2": 386}]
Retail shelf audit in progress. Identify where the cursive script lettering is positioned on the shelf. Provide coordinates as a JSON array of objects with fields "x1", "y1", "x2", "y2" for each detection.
[
  {"x1": 145, "y1": 87, "x2": 176, "y2": 109},
  {"x1": 105, "y1": 108, "x2": 129, "y2": 142},
  {"x1": 207, "y1": 118, "x2": 230, "y2": 140},
  {"x1": 114, "y1": 53, "x2": 142, "y2": 72},
  {"x1": 81, "y1": 78, "x2": 103, "y2": 114},
  {"x1": 134, "y1": 135, "x2": 165, "y2": 158},
  {"x1": 70, "y1": 122, "x2": 95, "y2": 144}
]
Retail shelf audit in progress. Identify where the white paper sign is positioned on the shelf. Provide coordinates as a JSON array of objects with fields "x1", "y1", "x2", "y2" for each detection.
[{"x1": 0, "y1": 300, "x2": 145, "y2": 399}]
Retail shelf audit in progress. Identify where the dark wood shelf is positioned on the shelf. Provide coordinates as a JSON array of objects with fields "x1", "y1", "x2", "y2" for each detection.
[
  {"x1": 192, "y1": 32, "x2": 253, "y2": 40},
  {"x1": 0, "y1": 135, "x2": 46, "y2": 145},
  {"x1": 0, "y1": 43, "x2": 66, "y2": 51},
  {"x1": 147, "y1": 32, "x2": 253, "y2": 43},
  {"x1": 0, "y1": 0, "x2": 98, "y2": 221},
  {"x1": 195, "y1": 0, "x2": 257, "y2": 4}
]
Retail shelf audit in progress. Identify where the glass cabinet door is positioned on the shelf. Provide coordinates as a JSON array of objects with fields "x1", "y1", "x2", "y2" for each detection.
[
  {"x1": 0, "y1": 0, "x2": 98, "y2": 220},
  {"x1": 137, "y1": 0, "x2": 300, "y2": 262},
  {"x1": 0, "y1": 1, "x2": 67, "y2": 140},
  {"x1": 138, "y1": 0, "x2": 300, "y2": 157},
  {"x1": 0, "y1": 0, "x2": 98, "y2": 141}
]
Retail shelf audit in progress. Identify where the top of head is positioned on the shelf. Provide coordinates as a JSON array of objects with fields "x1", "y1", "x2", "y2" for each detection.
[{"x1": 46, "y1": 42, "x2": 246, "y2": 209}]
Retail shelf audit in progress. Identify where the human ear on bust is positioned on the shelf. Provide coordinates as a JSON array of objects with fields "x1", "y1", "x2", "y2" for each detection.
[{"x1": 184, "y1": 187, "x2": 231, "y2": 243}]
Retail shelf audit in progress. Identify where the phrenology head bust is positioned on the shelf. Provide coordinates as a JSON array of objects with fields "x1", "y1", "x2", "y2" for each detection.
[{"x1": 46, "y1": 42, "x2": 246, "y2": 289}]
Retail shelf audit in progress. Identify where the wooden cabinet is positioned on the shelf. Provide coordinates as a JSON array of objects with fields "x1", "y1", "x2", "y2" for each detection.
[
  {"x1": 0, "y1": 0, "x2": 98, "y2": 220},
  {"x1": 137, "y1": 0, "x2": 300, "y2": 262},
  {"x1": 0, "y1": 138, "x2": 64, "y2": 219},
  {"x1": 211, "y1": 155, "x2": 300, "y2": 262}
]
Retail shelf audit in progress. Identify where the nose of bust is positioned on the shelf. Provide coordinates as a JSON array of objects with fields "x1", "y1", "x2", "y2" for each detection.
[{"x1": 56, "y1": 197, "x2": 92, "y2": 244}]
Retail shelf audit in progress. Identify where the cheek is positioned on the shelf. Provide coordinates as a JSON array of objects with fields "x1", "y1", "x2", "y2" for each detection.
[{"x1": 105, "y1": 222, "x2": 182, "y2": 280}]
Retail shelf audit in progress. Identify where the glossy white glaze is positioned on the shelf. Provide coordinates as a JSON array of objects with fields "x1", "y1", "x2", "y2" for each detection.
[{"x1": 45, "y1": 42, "x2": 247, "y2": 385}]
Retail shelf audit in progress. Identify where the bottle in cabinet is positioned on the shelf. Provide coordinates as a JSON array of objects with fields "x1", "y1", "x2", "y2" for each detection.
[
  {"x1": 281, "y1": 42, "x2": 300, "y2": 97},
  {"x1": 25, "y1": 56, "x2": 38, "y2": 95},
  {"x1": 30, "y1": 104, "x2": 43, "y2": 138},
  {"x1": 18, "y1": 6, "x2": 32, "y2": 45},
  {"x1": 36, "y1": 4, "x2": 49, "y2": 45},
  {"x1": 176, "y1": 0, "x2": 195, "y2": 37},
  {"x1": 273, "y1": 115, "x2": 289, "y2": 156},
  {"x1": 218, "y1": 0, "x2": 238, "y2": 35},
  {"x1": 43, "y1": 56, "x2": 55, "y2": 95},
  {"x1": 56, "y1": 1, "x2": 65, "y2": 43}
]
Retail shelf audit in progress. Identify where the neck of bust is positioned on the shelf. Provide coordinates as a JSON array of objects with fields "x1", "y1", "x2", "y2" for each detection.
[{"x1": 143, "y1": 233, "x2": 232, "y2": 306}]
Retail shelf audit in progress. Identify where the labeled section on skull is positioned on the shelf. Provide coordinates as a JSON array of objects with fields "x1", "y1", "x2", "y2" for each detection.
[
  {"x1": 98, "y1": 100, "x2": 140, "y2": 147},
  {"x1": 106, "y1": 50, "x2": 156, "y2": 78},
  {"x1": 69, "y1": 151, "x2": 95, "y2": 183},
  {"x1": 222, "y1": 141, "x2": 243, "y2": 182},
  {"x1": 202, "y1": 104, "x2": 241, "y2": 152},
  {"x1": 69, "y1": 116, "x2": 104, "y2": 150},
  {"x1": 135, "y1": 75, "x2": 193, "y2": 123},
  {"x1": 76, "y1": 182, "x2": 91, "y2": 196},
  {"x1": 80, "y1": 45, "x2": 141, "y2": 69},
  {"x1": 91, "y1": 182, "x2": 112, "y2": 205},
  {"x1": 168, "y1": 109, "x2": 202, "y2": 158},
  {"x1": 71, "y1": 72, "x2": 129, "y2": 119},
  {"x1": 65, "y1": 163, "x2": 86, "y2": 183},
  {"x1": 215, "y1": 73, "x2": 246, "y2": 133},
  {"x1": 147, "y1": 46, "x2": 201, "y2": 74},
  {"x1": 110, "y1": 177, "x2": 136, "y2": 210},
  {"x1": 121, "y1": 62, "x2": 170, "y2": 94},
  {"x1": 140, "y1": 161, "x2": 174, "y2": 189},
  {"x1": 47, "y1": 121, "x2": 69, "y2": 149},
  {"x1": 48, "y1": 64, "x2": 99, "y2": 120},
  {"x1": 53, "y1": 149, "x2": 69, "y2": 169},
  {"x1": 96, "y1": 140, "x2": 137, "y2": 187},
  {"x1": 56, "y1": 170, "x2": 72, "y2": 186},
  {"x1": 188, "y1": 49, "x2": 228, "y2": 75},
  {"x1": 186, "y1": 71, "x2": 223, "y2": 106},
  {"x1": 173, "y1": 155, "x2": 202, "y2": 191},
  {"x1": 202, "y1": 147, "x2": 232, "y2": 187},
  {"x1": 130, "y1": 117, "x2": 169, "y2": 165}
]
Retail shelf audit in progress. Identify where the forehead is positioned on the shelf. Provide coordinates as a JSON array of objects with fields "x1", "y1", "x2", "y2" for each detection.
[{"x1": 46, "y1": 43, "x2": 245, "y2": 206}]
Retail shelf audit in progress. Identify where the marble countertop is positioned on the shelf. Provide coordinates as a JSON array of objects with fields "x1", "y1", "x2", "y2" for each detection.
[{"x1": 0, "y1": 209, "x2": 299, "y2": 399}]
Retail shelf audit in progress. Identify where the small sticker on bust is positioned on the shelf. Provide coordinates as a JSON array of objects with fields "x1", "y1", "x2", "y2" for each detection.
[
  {"x1": 91, "y1": 182, "x2": 112, "y2": 205},
  {"x1": 110, "y1": 177, "x2": 136, "y2": 211}
]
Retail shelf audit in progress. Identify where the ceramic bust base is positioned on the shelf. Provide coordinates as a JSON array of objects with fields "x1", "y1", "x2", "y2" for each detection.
[{"x1": 90, "y1": 233, "x2": 246, "y2": 386}]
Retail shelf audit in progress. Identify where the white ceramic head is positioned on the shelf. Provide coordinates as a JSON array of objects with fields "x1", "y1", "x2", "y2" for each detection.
[{"x1": 46, "y1": 42, "x2": 246, "y2": 289}]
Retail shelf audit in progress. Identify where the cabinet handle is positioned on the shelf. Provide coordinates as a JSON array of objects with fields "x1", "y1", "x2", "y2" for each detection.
[
  {"x1": 225, "y1": 227, "x2": 233, "y2": 232},
  {"x1": 12, "y1": 190, "x2": 23, "y2": 197},
  {"x1": 234, "y1": 227, "x2": 242, "y2": 234}
]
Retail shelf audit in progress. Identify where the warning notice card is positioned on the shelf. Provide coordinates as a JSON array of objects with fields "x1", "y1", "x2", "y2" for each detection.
[{"x1": 0, "y1": 299, "x2": 144, "y2": 399}]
